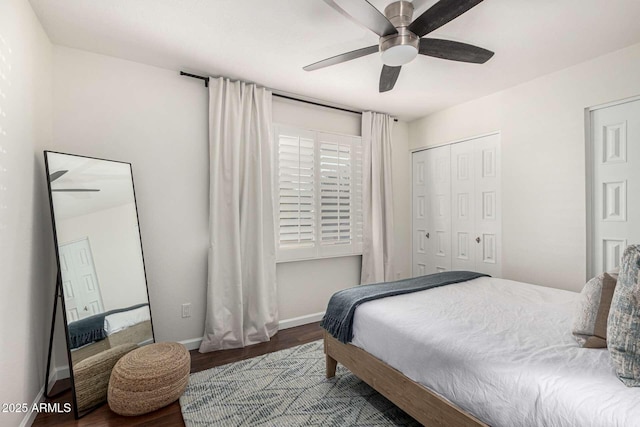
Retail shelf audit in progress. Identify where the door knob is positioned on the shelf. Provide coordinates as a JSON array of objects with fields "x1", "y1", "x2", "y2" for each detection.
[
  {"x1": 476, "y1": 237, "x2": 481, "y2": 244},
  {"x1": 83, "y1": 306, "x2": 88, "y2": 311},
  {"x1": 426, "y1": 232, "x2": 430, "y2": 239}
]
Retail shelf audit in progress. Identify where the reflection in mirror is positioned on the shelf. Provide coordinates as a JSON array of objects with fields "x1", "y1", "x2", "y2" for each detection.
[{"x1": 45, "y1": 151, "x2": 154, "y2": 418}]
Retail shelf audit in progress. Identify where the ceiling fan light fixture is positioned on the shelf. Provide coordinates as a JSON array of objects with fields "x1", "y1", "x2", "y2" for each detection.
[
  {"x1": 381, "y1": 44, "x2": 418, "y2": 66},
  {"x1": 379, "y1": 26, "x2": 419, "y2": 66}
]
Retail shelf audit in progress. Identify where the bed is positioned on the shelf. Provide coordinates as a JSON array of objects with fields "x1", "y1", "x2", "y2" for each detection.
[
  {"x1": 69, "y1": 304, "x2": 153, "y2": 364},
  {"x1": 323, "y1": 275, "x2": 640, "y2": 426}
]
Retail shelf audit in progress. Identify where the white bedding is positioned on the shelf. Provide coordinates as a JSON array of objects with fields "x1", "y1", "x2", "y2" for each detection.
[
  {"x1": 104, "y1": 305, "x2": 150, "y2": 335},
  {"x1": 350, "y1": 276, "x2": 640, "y2": 427}
]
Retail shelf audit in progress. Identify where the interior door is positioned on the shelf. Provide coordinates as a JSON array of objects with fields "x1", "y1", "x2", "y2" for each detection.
[
  {"x1": 472, "y1": 134, "x2": 501, "y2": 277},
  {"x1": 412, "y1": 146, "x2": 451, "y2": 275},
  {"x1": 591, "y1": 99, "x2": 640, "y2": 275},
  {"x1": 412, "y1": 149, "x2": 429, "y2": 276},
  {"x1": 59, "y1": 238, "x2": 104, "y2": 321},
  {"x1": 450, "y1": 134, "x2": 501, "y2": 276},
  {"x1": 428, "y1": 145, "x2": 452, "y2": 273},
  {"x1": 413, "y1": 136, "x2": 499, "y2": 277},
  {"x1": 451, "y1": 141, "x2": 476, "y2": 271}
]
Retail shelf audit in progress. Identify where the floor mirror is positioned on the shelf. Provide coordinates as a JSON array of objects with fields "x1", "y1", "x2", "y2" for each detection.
[{"x1": 43, "y1": 151, "x2": 155, "y2": 418}]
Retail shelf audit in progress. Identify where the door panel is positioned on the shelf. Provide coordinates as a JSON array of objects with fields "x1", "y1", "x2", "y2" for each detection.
[
  {"x1": 59, "y1": 238, "x2": 104, "y2": 320},
  {"x1": 591, "y1": 100, "x2": 640, "y2": 275},
  {"x1": 451, "y1": 142, "x2": 476, "y2": 271},
  {"x1": 428, "y1": 146, "x2": 452, "y2": 273},
  {"x1": 472, "y1": 134, "x2": 502, "y2": 277},
  {"x1": 412, "y1": 149, "x2": 429, "y2": 276}
]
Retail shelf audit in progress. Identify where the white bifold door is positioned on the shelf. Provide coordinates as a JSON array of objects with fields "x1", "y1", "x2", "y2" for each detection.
[
  {"x1": 412, "y1": 146, "x2": 451, "y2": 276},
  {"x1": 59, "y1": 238, "x2": 104, "y2": 322},
  {"x1": 590, "y1": 99, "x2": 640, "y2": 276},
  {"x1": 450, "y1": 134, "x2": 501, "y2": 277},
  {"x1": 412, "y1": 134, "x2": 501, "y2": 277}
]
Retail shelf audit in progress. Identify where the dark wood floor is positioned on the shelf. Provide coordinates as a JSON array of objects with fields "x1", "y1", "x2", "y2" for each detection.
[{"x1": 33, "y1": 322, "x2": 324, "y2": 427}]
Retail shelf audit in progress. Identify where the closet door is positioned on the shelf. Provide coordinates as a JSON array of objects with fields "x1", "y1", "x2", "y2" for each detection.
[
  {"x1": 472, "y1": 134, "x2": 501, "y2": 277},
  {"x1": 412, "y1": 146, "x2": 451, "y2": 275},
  {"x1": 451, "y1": 134, "x2": 501, "y2": 276},
  {"x1": 427, "y1": 145, "x2": 452, "y2": 273},
  {"x1": 412, "y1": 149, "x2": 429, "y2": 276},
  {"x1": 451, "y1": 142, "x2": 476, "y2": 271},
  {"x1": 413, "y1": 136, "x2": 500, "y2": 278},
  {"x1": 591, "y1": 99, "x2": 640, "y2": 275}
]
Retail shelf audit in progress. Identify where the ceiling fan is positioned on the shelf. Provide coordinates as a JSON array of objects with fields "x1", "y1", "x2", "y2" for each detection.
[
  {"x1": 304, "y1": 0, "x2": 494, "y2": 92},
  {"x1": 49, "y1": 170, "x2": 100, "y2": 192}
]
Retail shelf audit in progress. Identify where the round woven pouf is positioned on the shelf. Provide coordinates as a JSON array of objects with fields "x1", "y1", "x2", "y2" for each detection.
[
  {"x1": 108, "y1": 342, "x2": 190, "y2": 416},
  {"x1": 74, "y1": 343, "x2": 138, "y2": 412}
]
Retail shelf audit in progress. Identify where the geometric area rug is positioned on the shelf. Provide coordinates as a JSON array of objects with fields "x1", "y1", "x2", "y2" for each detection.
[{"x1": 179, "y1": 340, "x2": 420, "y2": 426}]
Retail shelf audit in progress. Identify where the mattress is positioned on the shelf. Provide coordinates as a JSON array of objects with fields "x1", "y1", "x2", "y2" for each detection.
[
  {"x1": 350, "y1": 276, "x2": 640, "y2": 427},
  {"x1": 104, "y1": 305, "x2": 151, "y2": 335}
]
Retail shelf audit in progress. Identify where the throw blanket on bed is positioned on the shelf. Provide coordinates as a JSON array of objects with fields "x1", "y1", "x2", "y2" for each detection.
[
  {"x1": 67, "y1": 303, "x2": 149, "y2": 349},
  {"x1": 321, "y1": 271, "x2": 488, "y2": 343}
]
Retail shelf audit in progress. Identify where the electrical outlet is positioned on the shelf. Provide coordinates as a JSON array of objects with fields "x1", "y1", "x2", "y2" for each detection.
[{"x1": 181, "y1": 303, "x2": 191, "y2": 318}]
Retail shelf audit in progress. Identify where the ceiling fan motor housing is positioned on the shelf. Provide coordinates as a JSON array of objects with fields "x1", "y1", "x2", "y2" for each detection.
[{"x1": 379, "y1": 1, "x2": 419, "y2": 66}]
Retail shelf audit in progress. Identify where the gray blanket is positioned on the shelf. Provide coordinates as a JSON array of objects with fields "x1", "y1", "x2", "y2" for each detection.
[
  {"x1": 321, "y1": 271, "x2": 489, "y2": 343},
  {"x1": 67, "y1": 303, "x2": 149, "y2": 349}
]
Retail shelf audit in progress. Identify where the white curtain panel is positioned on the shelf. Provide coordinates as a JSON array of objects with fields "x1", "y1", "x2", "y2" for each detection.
[
  {"x1": 200, "y1": 77, "x2": 278, "y2": 352},
  {"x1": 361, "y1": 111, "x2": 395, "y2": 284}
]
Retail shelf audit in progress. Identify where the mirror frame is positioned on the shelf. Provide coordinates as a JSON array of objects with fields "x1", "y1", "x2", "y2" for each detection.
[{"x1": 43, "y1": 150, "x2": 155, "y2": 418}]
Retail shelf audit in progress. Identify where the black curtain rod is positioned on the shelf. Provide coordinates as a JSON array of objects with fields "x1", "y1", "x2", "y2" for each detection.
[{"x1": 180, "y1": 71, "x2": 398, "y2": 122}]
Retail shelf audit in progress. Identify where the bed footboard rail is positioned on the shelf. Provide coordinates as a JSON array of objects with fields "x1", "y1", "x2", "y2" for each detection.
[{"x1": 323, "y1": 330, "x2": 487, "y2": 427}]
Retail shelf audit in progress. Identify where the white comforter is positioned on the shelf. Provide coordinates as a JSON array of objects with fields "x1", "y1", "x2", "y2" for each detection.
[
  {"x1": 350, "y1": 276, "x2": 640, "y2": 427},
  {"x1": 104, "y1": 305, "x2": 150, "y2": 335}
]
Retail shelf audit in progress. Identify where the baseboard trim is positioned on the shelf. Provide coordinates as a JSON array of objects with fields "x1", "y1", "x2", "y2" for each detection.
[
  {"x1": 178, "y1": 312, "x2": 325, "y2": 352},
  {"x1": 20, "y1": 364, "x2": 65, "y2": 427},
  {"x1": 179, "y1": 337, "x2": 203, "y2": 351},
  {"x1": 53, "y1": 366, "x2": 69, "y2": 383},
  {"x1": 21, "y1": 365, "x2": 74, "y2": 426},
  {"x1": 278, "y1": 311, "x2": 324, "y2": 330},
  {"x1": 49, "y1": 365, "x2": 70, "y2": 385},
  {"x1": 19, "y1": 385, "x2": 44, "y2": 427}
]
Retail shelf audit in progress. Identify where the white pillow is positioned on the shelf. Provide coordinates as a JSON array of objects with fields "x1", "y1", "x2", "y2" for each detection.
[{"x1": 572, "y1": 272, "x2": 617, "y2": 348}]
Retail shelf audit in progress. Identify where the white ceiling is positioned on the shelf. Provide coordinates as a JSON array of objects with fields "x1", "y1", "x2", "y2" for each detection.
[
  {"x1": 29, "y1": 0, "x2": 640, "y2": 121},
  {"x1": 47, "y1": 152, "x2": 135, "y2": 220}
]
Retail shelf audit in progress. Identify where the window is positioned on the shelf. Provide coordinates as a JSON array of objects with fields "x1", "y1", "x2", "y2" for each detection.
[{"x1": 274, "y1": 125, "x2": 363, "y2": 261}]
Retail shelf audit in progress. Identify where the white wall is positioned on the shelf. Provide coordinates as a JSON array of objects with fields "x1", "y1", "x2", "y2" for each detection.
[
  {"x1": 51, "y1": 46, "x2": 210, "y2": 355},
  {"x1": 0, "y1": 1, "x2": 54, "y2": 426},
  {"x1": 50, "y1": 46, "x2": 411, "y2": 353},
  {"x1": 409, "y1": 42, "x2": 640, "y2": 292},
  {"x1": 56, "y1": 203, "x2": 149, "y2": 311}
]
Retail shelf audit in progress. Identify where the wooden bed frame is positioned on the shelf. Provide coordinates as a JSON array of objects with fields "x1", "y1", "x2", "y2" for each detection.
[
  {"x1": 70, "y1": 320, "x2": 153, "y2": 364},
  {"x1": 324, "y1": 331, "x2": 487, "y2": 427}
]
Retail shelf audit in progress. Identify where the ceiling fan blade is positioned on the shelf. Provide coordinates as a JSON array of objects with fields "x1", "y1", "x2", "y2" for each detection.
[
  {"x1": 419, "y1": 38, "x2": 494, "y2": 63},
  {"x1": 52, "y1": 189, "x2": 101, "y2": 192},
  {"x1": 304, "y1": 45, "x2": 378, "y2": 71},
  {"x1": 50, "y1": 170, "x2": 68, "y2": 182},
  {"x1": 408, "y1": 0, "x2": 484, "y2": 37},
  {"x1": 322, "y1": 0, "x2": 397, "y2": 37},
  {"x1": 379, "y1": 65, "x2": 401, "y2": 93}
]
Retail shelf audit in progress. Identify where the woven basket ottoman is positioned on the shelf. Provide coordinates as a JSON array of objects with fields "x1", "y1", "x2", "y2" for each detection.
[
  {"x1": 108, "y1": 342, "x2": 190, "y2": 416},
  {"x1": 74, "y1": 343, "x2": 138, "y2": 412}
]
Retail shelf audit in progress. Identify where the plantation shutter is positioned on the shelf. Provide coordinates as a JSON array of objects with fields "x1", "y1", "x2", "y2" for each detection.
[
  {"x1": 275, "y1": 127, "x2": 316, "y2": 260},
  {"x1": 318, "y1": 133, "x2": 362, "y2": 256},
  {"x1": 352, "y1": 137, "x2": 364, "y2": 253},
  {"x1": 274, "y1": 126, "x2": 362, "y2": 261}
]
